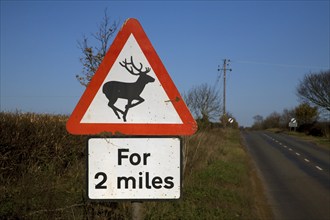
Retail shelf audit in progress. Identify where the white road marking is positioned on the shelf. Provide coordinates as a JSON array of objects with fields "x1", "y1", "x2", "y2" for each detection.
[
  {"x1": 316, "y1": 166, "x2": 323, "y2": 171},
  {"x1": 265, "y1": 135, "x2": 324, "y2": 173}
]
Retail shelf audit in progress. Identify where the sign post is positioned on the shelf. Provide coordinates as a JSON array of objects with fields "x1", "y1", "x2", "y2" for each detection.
[
  {"x1": 289, "y1": 118, "x2": 298, "y2": 131},
  {"x1": 67, "y1": 18, "x2": 197, "y2": 219}
]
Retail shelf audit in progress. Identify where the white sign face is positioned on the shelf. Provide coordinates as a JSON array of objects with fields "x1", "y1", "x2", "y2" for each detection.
[
  {"x1": 87, "y1": 137, "x2": 181, "y2": 200},
  {"x1": 80, "y1": 34, "x2": 182, "y2": 124},
  {"x1": 289, "y1": 118, "x2": 298, "y2": 127}
]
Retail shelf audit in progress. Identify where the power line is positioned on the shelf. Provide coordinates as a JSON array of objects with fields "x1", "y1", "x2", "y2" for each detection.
[{"x1": 234, "y1": 60, "x2": 328, "y2": 69}]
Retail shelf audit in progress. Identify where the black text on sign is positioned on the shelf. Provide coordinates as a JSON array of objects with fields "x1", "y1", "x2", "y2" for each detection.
[{"x1": 87, "y1": 137, "x2": 181, "y2": 200}]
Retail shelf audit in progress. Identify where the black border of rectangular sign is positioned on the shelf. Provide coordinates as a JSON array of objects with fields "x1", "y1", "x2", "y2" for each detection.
[{"x1": 86, "y1": 136, "x2": 182, "y2": 201}]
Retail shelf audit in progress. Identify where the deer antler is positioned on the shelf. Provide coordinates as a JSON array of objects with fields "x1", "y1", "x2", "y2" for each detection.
[{"x1": 119, "y1": 56, "x2": 151, "y2": 75}]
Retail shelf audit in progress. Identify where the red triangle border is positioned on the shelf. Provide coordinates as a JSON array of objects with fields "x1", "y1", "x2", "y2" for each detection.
[{"x1": 66, "y1": 18, "x2": 197, "y2": 136}]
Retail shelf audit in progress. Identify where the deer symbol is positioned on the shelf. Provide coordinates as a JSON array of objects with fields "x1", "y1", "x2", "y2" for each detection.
[{"x1": 102, "y1": 56, "x2": 155, "y2": 122}]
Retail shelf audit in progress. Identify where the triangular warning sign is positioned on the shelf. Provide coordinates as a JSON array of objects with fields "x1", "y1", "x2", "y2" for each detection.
[{"x1": 67, "y1": 18, "x2": 197, "y2": 136}]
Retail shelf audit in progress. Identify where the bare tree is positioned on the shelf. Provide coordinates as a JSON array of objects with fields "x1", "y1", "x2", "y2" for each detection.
[
  {"x1": 280, "y1": 108, "x2": 295, "y2": 128},
  {"x1": 263, "y1": 112, "x2": 281, "y2": 129},
  {"x1": 76, "y1": 9, "x2": 119, "y2": 87},
  {"x1": 183, "y1": 83, "x2": 221, "y2": 123},
  {"x1": 252, "y1": 115, "x2": 264, "y2": 129},
  {"x1": 296, "y1": 70, "x2": 330, "y2": 112}
]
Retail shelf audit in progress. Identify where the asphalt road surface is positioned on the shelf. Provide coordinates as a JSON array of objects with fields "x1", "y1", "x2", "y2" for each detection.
[{"x1": 242, "y1": 131, "x2": 330, "y2": 220}]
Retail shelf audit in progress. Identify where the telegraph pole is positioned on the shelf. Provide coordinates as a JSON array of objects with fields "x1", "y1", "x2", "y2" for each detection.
[{"x1": 218, "y1": 59, "x2": 232, "y2": 125}]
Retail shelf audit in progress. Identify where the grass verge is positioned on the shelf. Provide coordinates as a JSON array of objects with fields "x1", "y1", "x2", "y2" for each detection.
[
  {"x1": 266, "y1": 128, "x2": 330, "y2": 149},
  {"x1": 284, "y1": 131, "x2": 330, "y2": 149},
  {"x1": 144, "y1": 129, "x2": 272, "y2": 219}
]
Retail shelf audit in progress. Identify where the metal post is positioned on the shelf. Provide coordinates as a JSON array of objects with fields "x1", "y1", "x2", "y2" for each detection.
[
  {"x1": 218, "y1": 59, "x2": 232, "y2": 128},
  {"x1": 223, "y1": 59, "x2": 227, "y2": 119},
  {"x1": 132, "y1": 201, "x2": 143, "y2": 220}
]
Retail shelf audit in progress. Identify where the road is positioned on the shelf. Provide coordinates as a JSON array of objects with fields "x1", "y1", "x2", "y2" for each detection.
[{"x1": 242, "y1": 131, "x2": 330, "y2": 220}]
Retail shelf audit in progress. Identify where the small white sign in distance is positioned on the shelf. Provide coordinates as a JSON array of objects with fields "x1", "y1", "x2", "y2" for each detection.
[
  {"x1": 88, "y1": 137, "x2": 181, "y2": 200},
  {"x1": 289, "y1": 118, "x2": 298, "y2": 127}
]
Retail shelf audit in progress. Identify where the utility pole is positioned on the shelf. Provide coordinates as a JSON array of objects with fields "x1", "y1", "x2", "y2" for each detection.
[{"x1": 218, "y1": 59, "x2": 232, "y2": 125}]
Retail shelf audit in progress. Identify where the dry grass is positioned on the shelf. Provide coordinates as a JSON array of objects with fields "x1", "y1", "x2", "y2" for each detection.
[{"x1": 144, "y1": 128, "x2": 270, "y2": 219}]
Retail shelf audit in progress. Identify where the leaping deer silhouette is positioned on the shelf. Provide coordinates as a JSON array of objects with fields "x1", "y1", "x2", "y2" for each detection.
[{"x1": 102, "y1": 56, "x2": 155, "y2": 122}]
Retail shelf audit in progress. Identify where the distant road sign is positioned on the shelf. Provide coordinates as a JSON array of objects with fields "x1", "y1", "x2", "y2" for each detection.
[
  {"x1": 66, "y1": 18, "x2": 196, "y2": 136},
  {"x1": 228, "y1": 118, "x2": 234, "y2": 123},
  {"x1": 289, "y1": 118, "x2": 298, "y2": 128},
  {"x1": 87, "y1": 137, "x2": 181, "y2": 200}
]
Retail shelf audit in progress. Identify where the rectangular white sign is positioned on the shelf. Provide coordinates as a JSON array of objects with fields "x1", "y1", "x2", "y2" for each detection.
[
  {"x1": 87, "y1": 137, "x2": 181, "y2": 200},
  {"x1": 289, "y1": 122, "x2": 298, "y2": 128}
]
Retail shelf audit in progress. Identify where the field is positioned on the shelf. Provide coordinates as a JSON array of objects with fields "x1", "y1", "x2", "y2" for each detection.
[{"x1": 0, "y1": 112, "x2": 271, "y2": 219}]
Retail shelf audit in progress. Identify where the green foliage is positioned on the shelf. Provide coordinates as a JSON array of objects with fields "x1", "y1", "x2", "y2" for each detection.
[
  {"x1": 294, "y1": 103, "x2": 318, "y2": 125},
  {"x1": 0, "y1": 112, "x2": 127, "y2": 219},
  {"x1": 0, "y1": 112, "x2": 84, "y2": 180}
]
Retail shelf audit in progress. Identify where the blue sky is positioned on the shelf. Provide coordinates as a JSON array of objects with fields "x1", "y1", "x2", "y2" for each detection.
[{"x1": 1, "y1": 0, "x2": 329, "y2": 127}]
